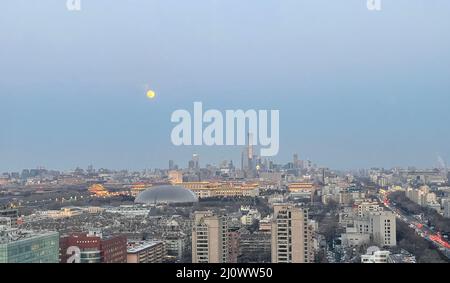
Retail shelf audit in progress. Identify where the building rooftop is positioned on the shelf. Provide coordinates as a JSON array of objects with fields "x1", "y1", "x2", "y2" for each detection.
[
  {"x1": 127, "y1": 240, "x2": 164, "y2": 253},
  {"x1": 0, "y1": 228, "x2": 58, "y2": 245}
]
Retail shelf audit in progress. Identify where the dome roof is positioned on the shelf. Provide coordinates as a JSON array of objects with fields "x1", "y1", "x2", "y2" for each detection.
[{"x1": 134, "y1": 185, "x2": 198, "y2": 204}]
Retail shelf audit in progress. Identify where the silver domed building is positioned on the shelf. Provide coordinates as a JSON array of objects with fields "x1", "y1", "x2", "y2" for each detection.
[{"x1": 134, "y1": 185, "x2": 198, "y2": 205}]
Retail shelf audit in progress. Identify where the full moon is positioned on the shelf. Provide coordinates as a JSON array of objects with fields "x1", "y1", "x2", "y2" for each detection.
[{"x1": 146, "y1": 90, "x2": 156, "y2": 99}]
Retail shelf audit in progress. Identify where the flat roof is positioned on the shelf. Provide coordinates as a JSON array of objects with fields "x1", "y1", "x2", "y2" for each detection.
[
  {"x1": 127, "y1": 240, "x2": 163, "y2": 253},
  {"x1": 0, "y1": 229, "x2": 58, "y2": 245}
]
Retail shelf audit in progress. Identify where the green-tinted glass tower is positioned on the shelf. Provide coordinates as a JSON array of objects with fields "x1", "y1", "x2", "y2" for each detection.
[{"x1": 0, "y1": 231, "x2": 59, "y2": 263}]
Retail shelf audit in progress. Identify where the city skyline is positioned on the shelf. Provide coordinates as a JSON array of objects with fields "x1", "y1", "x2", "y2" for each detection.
[
  {"x1": 0, "y1": 151, "x2": 448, "y2": 174},
  {"x1": 2, "y1": 0, "x2": 450, "y2": 270},
  {"x1": 2, "y1": 1, "x2": 450, "y2": 171}
]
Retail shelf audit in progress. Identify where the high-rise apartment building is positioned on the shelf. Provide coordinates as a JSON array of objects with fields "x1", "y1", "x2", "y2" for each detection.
[
  {"x1": 192, "y1": 211, "x2": 229, "y2": 263},
  {"x1": 228, "y1": 230, "x2": 240, "y2": 263},
  {"x1": 241, "y1": 132, "x2": 256, "y2": 176},
  {"x1": 271, "y1": 204, "x2": 314, "y2": 263},
  {"x1": 164, "y1": 233, "x2": 186, "y2": 260}
]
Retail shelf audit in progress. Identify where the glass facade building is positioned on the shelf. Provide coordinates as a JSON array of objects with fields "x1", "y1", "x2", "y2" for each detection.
[{"x1": 0, "y1": 231, "x2": 59, "y2": 263}]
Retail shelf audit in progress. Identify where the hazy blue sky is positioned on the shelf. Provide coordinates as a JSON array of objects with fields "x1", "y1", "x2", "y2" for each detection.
[{"x1": 1, "y1": 0, "x2": 450, "y2": 172}]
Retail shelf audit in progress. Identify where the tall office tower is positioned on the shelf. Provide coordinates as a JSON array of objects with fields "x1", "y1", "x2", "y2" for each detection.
[
  {"x1": 271, "y1": 204, "x2": 313, "y2": 263},
  {"x1": 169, "y1": 160, "x2": 175, "y2": 170},
  {"x1": 228, "y1": 230, "x2": 240, "y2": 263},
  {"x1": 192, "y1": 154, "x2": 199, "y2": 169},
  {"x1": 247, "y1": 132, "x2": 253, "y2": 156},
  {"x1": 192, "y1": 211, "x2": 229, "y2": 263},
  {"x1": 241, "y1": 149, "x2": 249, "y2": 171},
  {"x1": 293, "y1": 154, "x2": 299, "y2": 169},
  {"x1": 370, "y1": 211, "x2": 397, "y2": 247}
]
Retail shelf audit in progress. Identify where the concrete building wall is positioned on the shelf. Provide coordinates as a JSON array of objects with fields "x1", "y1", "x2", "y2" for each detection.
[
  {"x1": 271, "y1": 204, "x2": 313, "y2": 263},
  {"x1": 192, "y1": 211, "x2": 228, "y2": 263},
  {"x1": 370, "y1": 212, "x2": 396, "y2": 247}
]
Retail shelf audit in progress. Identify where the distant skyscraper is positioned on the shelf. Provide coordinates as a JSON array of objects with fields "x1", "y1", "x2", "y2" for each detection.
[
  {"x1": 0, "y1": 209, "x2": 18, "y2": 227},
  {"x1": 248, "y1": 133, "x2": 253, "y2": 160},
  {"x1": 241, "y1": 149, "x2": 248, "y2": 171},
  {"x1": 189, "y1": 153, "x2": 200, "y2": 169},
  {"x1": 271, "y1": 204, "x2": 314, "y2": 263},
  {"x1": 241, "y1": 132, "x2": 256, "y2": 177},
  {"x1": 293, "y1": 154, "x2": 299, "y2": 169},
  {"x1": 169, "y1": 160, "x2": 174, "y2": 170},
  {"x1": 192, "y1": 211, "x2": 229, "y2": 263}
]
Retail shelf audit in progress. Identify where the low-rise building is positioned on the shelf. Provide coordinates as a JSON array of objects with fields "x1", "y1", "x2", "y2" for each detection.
[
  {"x1": 38, "y1": 207, "x2": 83, "y2": 219},
  {"x1": 127, "y1": 240, "x2": 166, "y2": 263},
  {"x1": 240, "y1": 209, "x2": 261, "y2": 226},
  {"x1": 342, "y1": 210, "x2": 396, "y2": 248},
  {"x1": 183, "y1": 182, "x2": 260, "y2": 199},
  {"x1": 341, "y1": 227, "x2": 371, "y2": 248}
]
